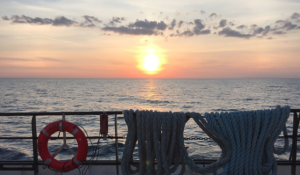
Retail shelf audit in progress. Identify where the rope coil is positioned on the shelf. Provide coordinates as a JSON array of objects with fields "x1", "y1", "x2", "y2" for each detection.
[{"x1": 121, "y1": 106, "x2": 290, "y2": 175}]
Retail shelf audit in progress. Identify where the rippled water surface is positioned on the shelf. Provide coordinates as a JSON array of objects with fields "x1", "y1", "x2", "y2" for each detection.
[{"x1": 0, "y1": 78, "x2": 299, "y2": 161}]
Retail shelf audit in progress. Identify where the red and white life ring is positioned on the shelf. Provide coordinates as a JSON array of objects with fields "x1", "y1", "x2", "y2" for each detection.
[{"x1": 38, "y1": 120, "x2": 88, "y2": 172}]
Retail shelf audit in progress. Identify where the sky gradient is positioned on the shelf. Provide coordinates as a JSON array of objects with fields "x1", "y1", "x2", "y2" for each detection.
[{"x1": 0, "y1": 0, "x2": 300, "y2": 78}]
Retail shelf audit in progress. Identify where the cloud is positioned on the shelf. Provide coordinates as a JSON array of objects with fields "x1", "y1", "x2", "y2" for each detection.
[
  {"x1": 80, "y1": 15, "x2": 102, "y2": 27},
  {"x1": 194, "y1": 19, "x2": 205, "y2": 30},
  {"x1": 102, "y1": 20, "x2": 167, "y2": 35},
  {"x1": 273, "y1": 31, "x2": 286, "y2": 35},
  {"x1": 209, "y1": 13, "x2": 217, "y2": 18},
  {"x1": 10, "y1": 15, "x2": 53, "y2": 25},
  {"x1": 200, "y1": 10, "x2": 206, "y2": 14},
  {"x1": 237, "y1": 25, "x2": 247, "y2": 29},
  {"x1": 52, "y1": 16, "x2": 77, "y2": 27},
  {"x1": 2, "y1": 16, "x2": 9, "y2": 20},
  {"x1": 193, "y1": 19, "x2": 206, "y2": 34},
  {"x1": 253, "y1": 27, "x2": 264, "y2": 35},
  {"x1": 171, "y1": 19, "x2": 210, "y2": 37},
  {"x1": 262, "y1": 26, "x2": 271, "y2": 35},
  {"x1": 83, "y1": 15, "x2": 102, "y2": 23},
  {"x1": 271, "y1": 20, "x2": 299, "y2": 35},
  {"x1": 177, "y1": 30, "x2": 194, "y2": 37},
  {"x1": 129, "y1": 20, "x2": 167, "y2": 30},
  {"x1": 276, "y1": 20, "x2": 298, "y2": 30},
  {"x1": 267, "y1": 37, "x2": 273, "y2": 40},
  {"x1": 157, "y1": 21, "x2": 167, "y2": 30},
  {"x1": 219, "y1": 19, "x2": 227, "y2": 28},
  {"x1": 107, "y1": 17, "x2": 125, "y2": 26},
  {"x1": 291, "y1": 13, "x2": 300, "y2": 19},
  {"x1": 218, "y1": 27, "x2": 252, "y2": 38},
  {"x1": 3, "y1": 12, "x2": 300, "y2": 39},
  {"x1": 112, "y1": 17, "x2": 125, "y2": 23},
  {"x1": 196, "y1": 29, "x2": 211, "y2": 34},
  {"x1": 168, "y1": 19, "x2": 176, "y2": 30},
  {"x1": 5, "y1": 15, "x2": 77, "y2": 27},
  {"x1": 102, "y1": 26, "x2": 159, "y2": 35},
  {"x1": 178, "y1": 20, "x2": 184, "y2": 28},
  {"x1": 130, "y1": 20, "x2": 157, "y2": 29}
]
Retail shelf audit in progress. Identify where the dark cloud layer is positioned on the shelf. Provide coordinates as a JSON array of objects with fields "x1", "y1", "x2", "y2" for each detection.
[
  {"x1": 218, "y1": 28, "x2": 252, "y2": 38},
  {"x1": 262, "y1": 26, "x2": 270, "y2": 35},
  {"x1": 169, "y1": 19, "x2": 176, "y2": 30},
  {"x1": 102, "y1": 26, "x2": 160, "y2": 35},
  {"x1": 219, "y1": 19, "x2": 227, "y2": 28},
  {"x1": 237, "y1": 25, "x2": 247, "y2": 29},
  {"x1": 102, "y1": 19, "x2": 167, "y2": 35},
  {"x1": 178, "y1": 20, "x2": 184, "y2": 28},
  {"x1": 2, "y1": 12, "x2": 300, "y2": 39},
  {"x1": 276, "y1": 20, "x2": 298, "y2": 30},
  {"x1": 128, "y1": 20, "x2": 167, "y2": 30},
  {"x1": 253, "y1": 27, "x2": 264, "y2": 35},
  {"x1": 107, "y1": 17, "x2": 126, "y2": 26},
  {"x1": 10, "y1": 15, "x2": 53, "y2": 25},
  {"x1": 83, "y1": 15, "x2": 102, "y2": 23},
  {"x1": 112, "y1": 17, "x2": 125, "y2": 23},
  {"x1": 80, "y1": 15, "x2": 102, "y2": 27},
  {"x1": 291, "y1": 13, "x2": 300, "y2": 19},
  {"x1": 2, "y1": 16, "x2": 9, "y2": 20},
  {"x1": 4, "y1": 15, "x2": 78, "y2": 27},
  {"x1": 273, "y1": 31, "x2": 286, "y2": 35},
  {"x1": 171, "y1": 19, "x2": 210, "y2": 37},
  {"x1": 52, "y1": 16, "x2": 77, "y2": 26}
]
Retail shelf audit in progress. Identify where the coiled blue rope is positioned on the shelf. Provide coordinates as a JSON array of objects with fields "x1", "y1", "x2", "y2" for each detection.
[{"x1": 121, "y1": 106, "x2": 290, "y2": 175}]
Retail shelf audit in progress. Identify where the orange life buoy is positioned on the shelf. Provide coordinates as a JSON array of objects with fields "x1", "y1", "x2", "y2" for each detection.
[{"x1": 38, "y1": 120, "x2": 88, "y2": 172}]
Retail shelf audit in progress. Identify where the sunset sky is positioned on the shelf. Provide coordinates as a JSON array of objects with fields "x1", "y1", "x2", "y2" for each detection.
[{"x1": 0, "y1": 0, "x2": 300, "y2": 78}]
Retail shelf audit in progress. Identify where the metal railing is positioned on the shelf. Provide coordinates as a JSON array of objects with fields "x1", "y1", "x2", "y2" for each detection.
[{"x1": 0, "y1": 109, "x2": 299, "y2": 175}]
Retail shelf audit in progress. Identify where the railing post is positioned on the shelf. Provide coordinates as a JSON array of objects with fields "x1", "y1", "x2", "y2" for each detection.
[
  {"x1": 291, "y1": 112, "x2": 299, "y2": 175},
  {"x1": 31, "y1": 115, "x2": 39, "y2": 175},
  {"x1": 115, "y1": 114, "x2": 119, "y2": 175}
]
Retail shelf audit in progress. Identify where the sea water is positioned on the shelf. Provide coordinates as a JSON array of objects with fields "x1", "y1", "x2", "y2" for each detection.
[{"x1": 0, "y1": 78, "x2": 299, "y2": 161}]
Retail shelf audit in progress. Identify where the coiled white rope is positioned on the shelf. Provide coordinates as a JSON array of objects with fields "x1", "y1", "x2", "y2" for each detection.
[{"x1": 122, "y1": 106, "x2": 290, "y2": 175}]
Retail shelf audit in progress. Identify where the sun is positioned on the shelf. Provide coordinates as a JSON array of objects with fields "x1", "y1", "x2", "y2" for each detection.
[
  {"x1": 142, "y1": 54, "x2": 160, "y2": 72},
  {"x1": 136, "y1": 45, "x2": 166, "y2": 75}
]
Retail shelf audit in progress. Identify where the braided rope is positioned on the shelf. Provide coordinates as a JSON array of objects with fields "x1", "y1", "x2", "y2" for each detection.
[{"x1": 121, "y1": 106, "x2": 290, "y2": 175}]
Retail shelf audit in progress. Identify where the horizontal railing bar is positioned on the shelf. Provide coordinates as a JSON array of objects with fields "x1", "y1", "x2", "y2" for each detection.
[
  {"x1": 0, "y1": 168, "x2": 34, "y2": 171},
  {"x1": 1, "y1": 135, "x2": 300, "y2": 140},
  {"x1": 0, "y1": 111, "x2": 123, "y2": 116},
  {"x1": 0, "y1": 136, "x2": 125, "y2": 140},
  {"x1": 1, "y1": 160, "x2": 299, "y2": 166},
  {"x1": 0, "y1": 109, "x2": 299, "y2": 116},
  {"x1": 291, "y1": 109, "x2": 300, "y2": 112}
]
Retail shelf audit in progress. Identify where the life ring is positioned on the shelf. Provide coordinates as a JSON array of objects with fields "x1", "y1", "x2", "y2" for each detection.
[{"x1": 38, "y1": 120, "x2": 88, "y2": 172}]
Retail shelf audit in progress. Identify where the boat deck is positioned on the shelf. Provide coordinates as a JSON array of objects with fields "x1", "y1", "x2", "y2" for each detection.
[{"x1": 0, "y1": 110, "x2": 299, "y2": 175}]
